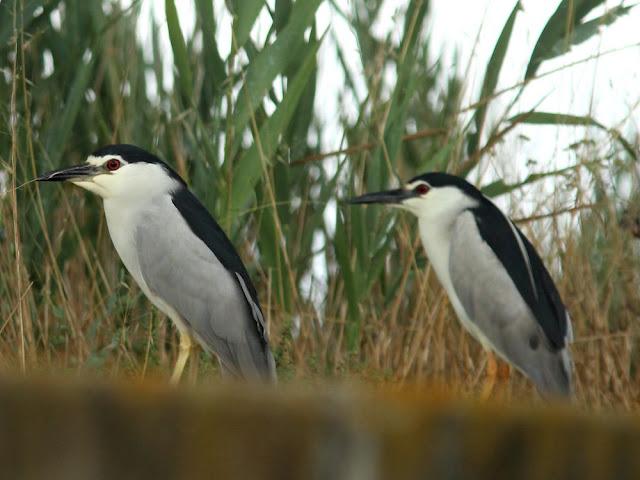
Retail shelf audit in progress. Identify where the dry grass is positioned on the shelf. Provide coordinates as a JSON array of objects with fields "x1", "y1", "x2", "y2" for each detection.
[
  {"x1": 1, "y1": 0, "x2": 639, "y2": 413},
  {"x1": 2, "y1": 185, "x2": 640, "y2": 410}
]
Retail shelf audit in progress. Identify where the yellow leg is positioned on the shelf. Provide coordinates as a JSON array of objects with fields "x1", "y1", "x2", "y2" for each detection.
[
  {"x1": 497, "y1": 360, "x2": 511, "y2": 382},
  {"x1": 169, "y1": 333, "x2": 192, "y2": 385},
  {"x1": 481, "y1": 351, "x2": 498, "y2": 399}
]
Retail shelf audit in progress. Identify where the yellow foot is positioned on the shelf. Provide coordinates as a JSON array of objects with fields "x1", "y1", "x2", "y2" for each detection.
[
  {"x1": 480, "y1": 351, "x2": 498, "y2": 399},
  {"x1": 169, "y1": 333, "x2": 192, "y2": 385},
  {"x1": 497, "y1": 360, "x2": 510, "y2": 382},
  {"x1": 480, "y1": 352, "x2": 511, "y2": 399}
]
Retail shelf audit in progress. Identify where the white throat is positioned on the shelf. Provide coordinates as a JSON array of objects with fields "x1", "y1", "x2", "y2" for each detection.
[
  {"x1": 417, "y1": 212, "x2": 458, "y2": 300},
  {"x1": 412, "y1": 186, "x2": 483, "y2": 340},
  {"x1": 410, "y1": 186, "x2": 479, "y2": 262}
]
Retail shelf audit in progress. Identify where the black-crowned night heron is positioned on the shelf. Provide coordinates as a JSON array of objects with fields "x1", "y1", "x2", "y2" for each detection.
[
  {"x1": 38, "y1": 144, "x2": 276, "y2": 383},
  {"x1": 350, "y1": 172, "x2": 573, "y2": 397}
]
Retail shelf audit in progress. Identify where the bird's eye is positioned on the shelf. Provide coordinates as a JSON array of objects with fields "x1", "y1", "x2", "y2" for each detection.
[
  {"x1": 106, "y1": 159, "x2": 121, "y2": 171},
  {"x1": 414, "y1": 183, "x2": 430, "y2": 195}
]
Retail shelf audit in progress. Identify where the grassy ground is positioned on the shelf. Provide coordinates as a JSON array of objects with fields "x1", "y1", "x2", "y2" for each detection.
[{"x1": 1, "y1": 1, "x2": 639, "y2": 411}]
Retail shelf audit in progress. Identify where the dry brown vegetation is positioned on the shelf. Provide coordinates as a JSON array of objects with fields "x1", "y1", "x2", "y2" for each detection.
[{"x1": 1, "y1": 0, "x2": 639, "y2": 411}]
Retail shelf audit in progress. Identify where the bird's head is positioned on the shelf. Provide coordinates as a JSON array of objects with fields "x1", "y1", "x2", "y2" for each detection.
[
  {"x1": 349, "y1": 172, "x2": 481, "y2": 221},
  {"x1": 37, "y1": 144, "x2": 183, "y2": 199}
]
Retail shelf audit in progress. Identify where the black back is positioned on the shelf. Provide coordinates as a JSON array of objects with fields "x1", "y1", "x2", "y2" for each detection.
[
  {"x1": 473, "y1": 200, "x2": 568, "y2": 349},
  {"x1": 171, "y1": 189, "x2": 268, "y2": 346},
  {"x1": 413, "y1": 172, "x2": 569, "y2": 350}
]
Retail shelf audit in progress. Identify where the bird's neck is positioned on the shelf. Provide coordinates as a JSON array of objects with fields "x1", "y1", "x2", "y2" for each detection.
[
  {"x1": 417, "y1": 214, "x2": 457, "y2": 294},
  {"x1": 417, "y1": 212, "x2": 484, "y2": 342},
  {"x1": 103, "y1": 196, "x2": 149, "y2": 230},
  {"x1": 102, "y1": 196, "x2": 159, "y2": 280}
]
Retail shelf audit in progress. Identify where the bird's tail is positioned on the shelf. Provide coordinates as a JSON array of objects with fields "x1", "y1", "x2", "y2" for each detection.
[
  {"x1": 265, "y1": 349, "x2": 277, "y2": 384},
  {"x1": 220, "y1": 337, "x2": 277, "y2": 383},
  {"x1": 536, "y1": 347, "x2": 573, "y2": 398}
]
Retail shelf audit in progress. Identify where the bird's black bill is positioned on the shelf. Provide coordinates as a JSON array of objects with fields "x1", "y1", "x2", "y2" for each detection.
[
  {"x1": 36, "y1": 164, "x2": 100, "y2": 182},
  {"x1": 348, "y1": 188, "x2": 414, "y2": 205}
]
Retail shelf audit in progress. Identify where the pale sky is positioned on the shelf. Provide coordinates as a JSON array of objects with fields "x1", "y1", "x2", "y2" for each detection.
[
  {"x1": 429, "y1": 1, "x2": 639, "y2": 185},
  {"x1": 137, "y1": 0, "x2": 639, "y2": 185}
]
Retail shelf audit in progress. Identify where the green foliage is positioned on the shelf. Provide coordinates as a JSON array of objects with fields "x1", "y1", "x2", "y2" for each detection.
[
  {"x1": 166, "y1": 0, "x2": 194, "y2": 103},
  {"x1": 229, "y1": 31, "x2": 323, "y2": 216},
  {"x1": 509, "y1": 111, "x2": 638, "y2": 161},
  {"x1": 0, "y1": 0, "x2": 638, "y2": 394},
  {"x1": 468, "y1": 1, "x2": 521, "y2": 155},
  {"x1": 525, "y1": 0, "x2": 632, "y2": 80}
]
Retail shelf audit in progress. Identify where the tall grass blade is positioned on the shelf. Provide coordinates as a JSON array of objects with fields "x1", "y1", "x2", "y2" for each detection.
[
  {"x1": 229, "y1": 33, "x2": 324, "y2": 216},
  {"x1": 509, "y1": 111, "x2": 637, "y2": 160},
  {"x1": 509, "y1": 111, "x2": 605, "y2": 127},
  {"x1": 469, "y1": 1, "x2": 521, "y2": 154},
  {"x1": 334, "y1": 206, "x2": 360, "y2": 353},
  {"x1": 481, "y1": 161, "x2": 597, "y2": 198},
  {"x1": 368, "y1": 0, "x2": 428, "y2": 190},
  {"x1": 44, "y1": 54, "x2": 96, "y2": 166},
  {"x1": 525, "y1": 0, "x2": 604, "y2": 80},
  {"x1": 195, "y1": 0, "x2": 226, "y2": 100},
  {"x1": 229, "y1": 0, "x2": 264, "y2": 50},
  {"x1": 165, "y1": 0, "x2": 194, "y2": 103},
  {"x1": 228, "y1": 0, "x2": 322, "y2": 159},
  {"x1": 549, "y1": 4, "x2": 635, "y2": 57},
  {"x1": 0, "y1": 0, "x2": 58, "y2": 52}
]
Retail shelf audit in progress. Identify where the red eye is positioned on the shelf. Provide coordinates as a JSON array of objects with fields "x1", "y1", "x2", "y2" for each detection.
[
  {"x1": 106, "y1": 159, "x2": 121, "y2": 171},
  {"x1": 414, "y1": 183, "x2": 430, "y2": 195}
]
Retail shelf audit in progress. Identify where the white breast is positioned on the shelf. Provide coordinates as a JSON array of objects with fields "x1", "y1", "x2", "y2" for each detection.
[
  {"x1": 417, "y1": 216, "x2": 493, "y2": 349},
  {"x1": 103, "y1": 197, "x2": 149, "y2": 290},
  {"x1": 103, "y1": 195, "x2": 190, "y2": 334}
]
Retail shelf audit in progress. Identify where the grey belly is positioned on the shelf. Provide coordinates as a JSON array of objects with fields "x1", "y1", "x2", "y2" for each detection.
[{"x1": 125, "y1": 195, "x2": 271, "y2": 378}]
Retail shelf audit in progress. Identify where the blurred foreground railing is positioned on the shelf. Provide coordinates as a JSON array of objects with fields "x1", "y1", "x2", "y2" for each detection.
[{"x1": 0, "y1": 378, "x2": 638, "y2": 479}]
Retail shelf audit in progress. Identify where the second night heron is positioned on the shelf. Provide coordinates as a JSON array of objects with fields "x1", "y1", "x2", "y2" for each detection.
[
  {"x1": 350, "y1": 173, "x2": 573, "y2": 396},
  {"x1": 38, "y1": 144, "x2": 276, "y2": 383}
]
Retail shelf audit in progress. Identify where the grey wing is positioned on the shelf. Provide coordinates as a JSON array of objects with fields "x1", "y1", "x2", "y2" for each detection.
[
  {"x1": 448, "y1": 212, "x2": 571, "y2": 395},
  {"x1": 135, "y1": 205, "x2": 275, "y2": 380}
]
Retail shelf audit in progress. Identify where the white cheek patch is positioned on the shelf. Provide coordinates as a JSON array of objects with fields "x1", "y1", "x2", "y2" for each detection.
[
  {"x1": 383, "y1": 202, "x2": 406, "y2": 211},
  {"x1": 91, "y1": 174, "x2": 113, "y2": 186},
  {"x1": 71, "y1": 180, "x2": 108, "y2": 197},
  {"x1": 399, "y1": 196, "x2": 422, "y2": 213}
]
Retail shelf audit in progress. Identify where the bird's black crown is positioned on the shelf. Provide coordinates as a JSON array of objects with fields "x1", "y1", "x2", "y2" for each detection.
[
  {"x1": 409, "y1": 172, "x2": 484, "y2": 201},
  {"x1": 91, "y1": 144, "x2": 186, "y2": 184},
  {"x1": 91, "y1": 144, "x2": 165, "y2": 164}
]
